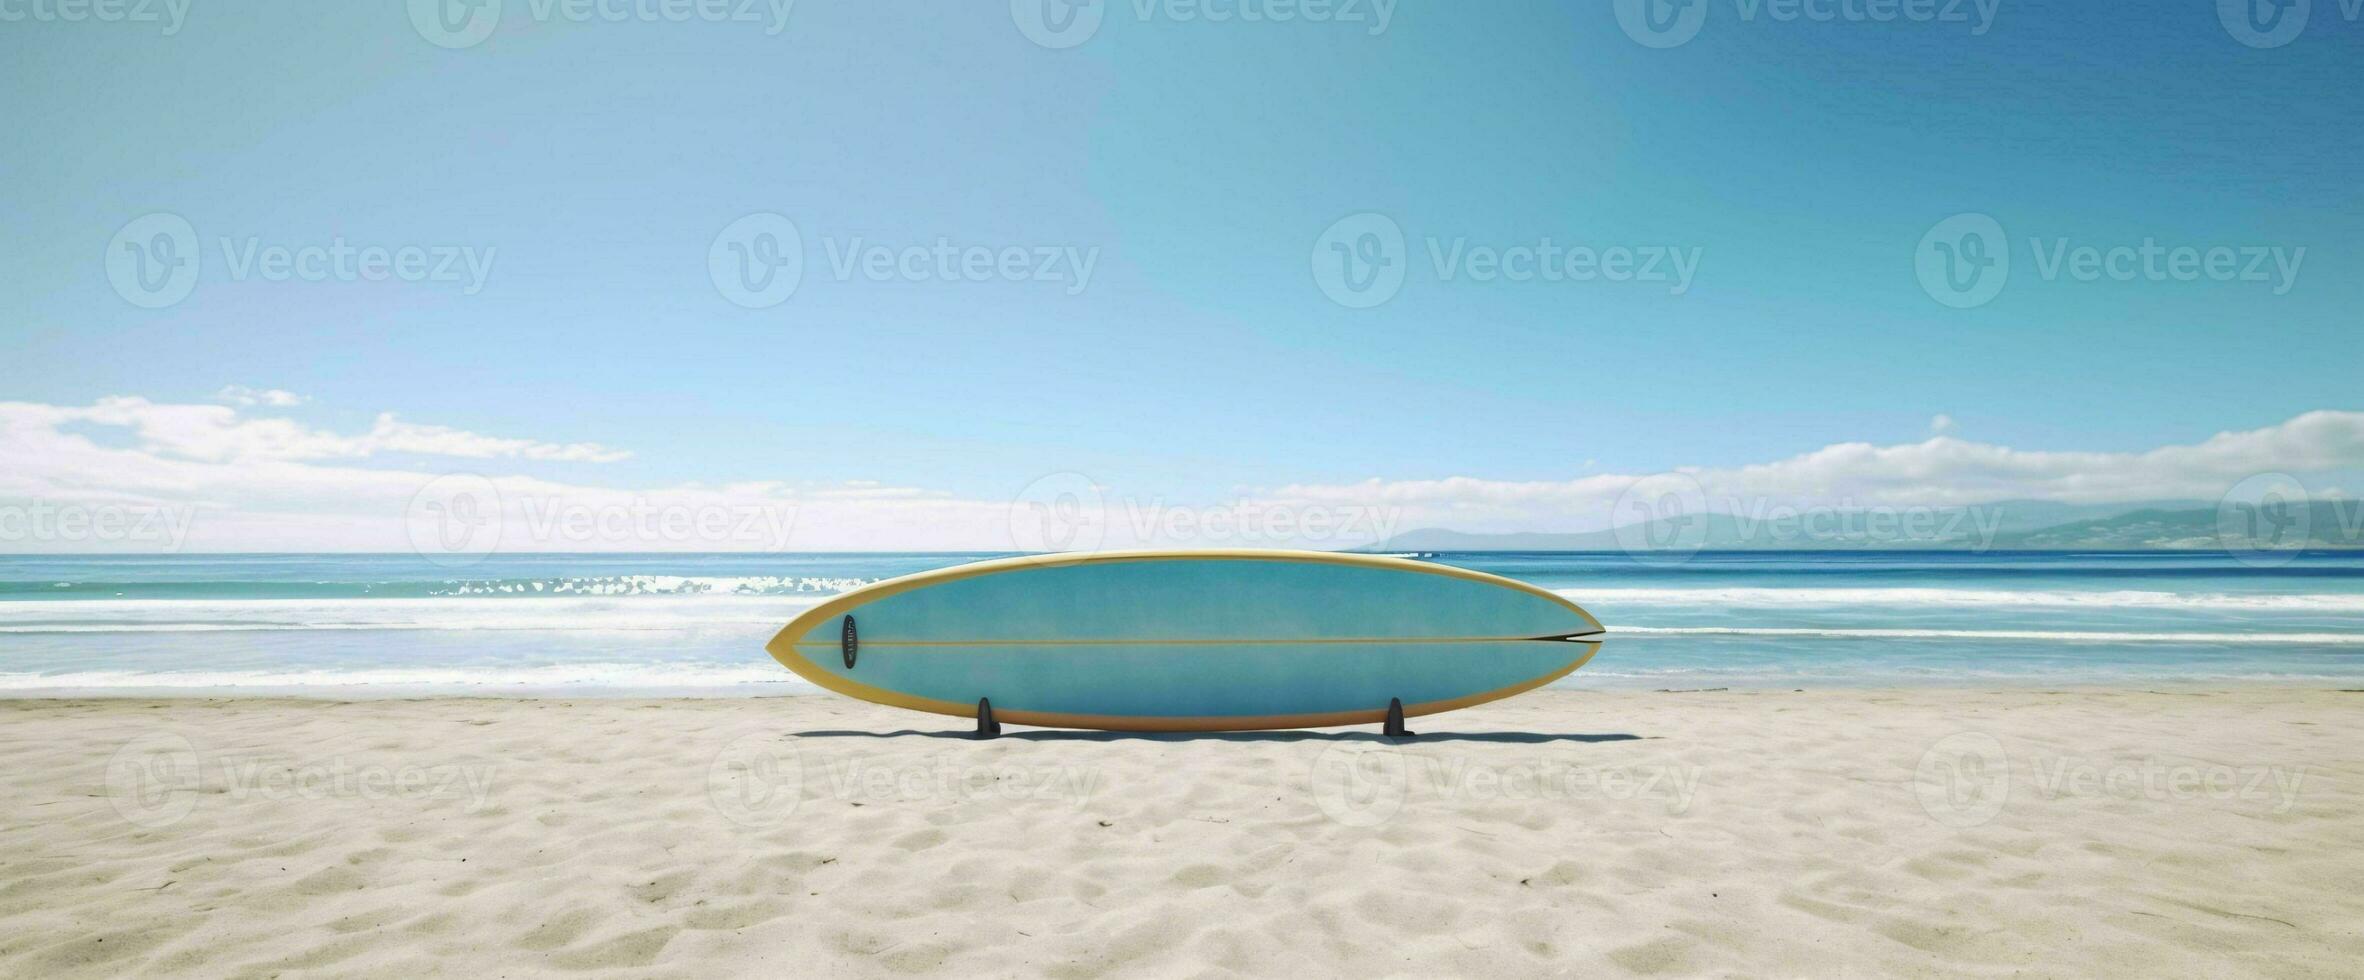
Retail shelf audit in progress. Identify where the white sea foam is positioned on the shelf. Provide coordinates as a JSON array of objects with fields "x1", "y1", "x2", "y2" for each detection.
[
  {"x1": 1564, "y1": 668, "x2": 2361, "y2": 688},
  {"x1": 428, "y1": 575, "x2": 875, "y2": 597},
  {"x1": 1604, "y1": 626, "x2": 2364, "y2": 645},
  {"x1": 8, "y1": 586, "x2": 2364, "y2": 636},
  {"x1": 0, "y1": 663, "x2": 812, "y2": 692},
  {"x1": 1564, "y1": 587, "x2": 2364, "y2": 613},
  {"x1": 9, "y1": 660, "x2": 2343, "y2": 695},
  {"x1": 0, "y1": 596, "x2": 827, "y2": 633}
]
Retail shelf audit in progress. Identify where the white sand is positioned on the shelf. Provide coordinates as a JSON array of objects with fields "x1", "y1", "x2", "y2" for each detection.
[{"x1": 2, "y1": 688, "x2": 2358, "y2": 977}]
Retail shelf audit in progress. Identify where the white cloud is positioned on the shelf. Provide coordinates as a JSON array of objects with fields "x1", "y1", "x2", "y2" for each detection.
[
  {"x1": 0, "y1": 396, "x2": 995, "y2": 552},
  {"x1": 10, "y1": 397, "x2": 630, "y2": 465},
  {"x1": 1929, "y1": 413, "x2": 1956, "y2": 435},
  {"x1": 1, "y1": 395, "x2": 2358, "y2": 551},
  {"x1": 216, "y1": 385, "x2": 308, "y2": 408},
  {"x1": 1254, "y1": 411, "x2": 2364, "y2": 532},
  {"x1": 360, "y1": 415, "x2": 631, "y2": 463}
]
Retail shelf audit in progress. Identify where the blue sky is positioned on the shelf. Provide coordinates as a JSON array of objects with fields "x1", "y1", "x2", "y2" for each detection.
[{"x1": 2, "y1": 1, "x2": 2361, "y2": 550}]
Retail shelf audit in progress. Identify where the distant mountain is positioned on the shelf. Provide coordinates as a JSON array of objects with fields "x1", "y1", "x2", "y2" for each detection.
[
  {"x1": 1370, "y1": 500, "x2": 2364, "y2": 552},
  {"x1": 1373, "y1": 528, "x2": 1629, "y2": 552},
  {"x1": 2001, "y1": 501, "x2": 2364, "y2": 550}
]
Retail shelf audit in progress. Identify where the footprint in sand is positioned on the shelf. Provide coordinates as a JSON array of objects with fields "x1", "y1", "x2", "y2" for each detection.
[
  {"x1": 546, "y1": 925, "x2": 680, "y2": 970},
  {"x1": 891, "y1": 828, "x2": 949, "y2": 851},
  {"x1": 516, "y1": 907, "x2": 602, "y2": 951}
]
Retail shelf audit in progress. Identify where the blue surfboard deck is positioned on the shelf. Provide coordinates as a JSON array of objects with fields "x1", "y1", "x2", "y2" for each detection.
[{"x1": 764, "y1": 550, "x2": 1603, "y2": 732}]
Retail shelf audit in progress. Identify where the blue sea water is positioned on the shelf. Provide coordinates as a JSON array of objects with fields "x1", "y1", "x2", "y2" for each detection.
[{"x1": 1, "y1": 552, "x2": 2360, "y2": 695}]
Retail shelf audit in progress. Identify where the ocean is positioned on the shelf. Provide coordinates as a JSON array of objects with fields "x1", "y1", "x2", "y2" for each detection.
[{"x1": 3, "y1": 551, "x2": 2361, "y2": 695}]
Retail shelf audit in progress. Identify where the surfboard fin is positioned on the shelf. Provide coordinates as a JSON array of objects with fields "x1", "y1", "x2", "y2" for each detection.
[
  {"x1": 1383, "y1": 698, "x2": 1416, "y2": 738},
  {"x1": 975, "y1": 698, "x2": 1002, "y2": 739}
]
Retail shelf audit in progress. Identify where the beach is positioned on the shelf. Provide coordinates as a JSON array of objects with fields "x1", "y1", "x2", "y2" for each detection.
[
  {"x1": 4, "y1": 688, "x2": 2357, "y2": 977},
  {"x1": 15, "y1": 2, "x2": 2362, "y2": 976}
]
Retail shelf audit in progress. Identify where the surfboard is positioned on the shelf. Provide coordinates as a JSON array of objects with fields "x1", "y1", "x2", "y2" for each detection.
[{"x1": 763, "y1": 549, "x2": 1603, "y2": 732}]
